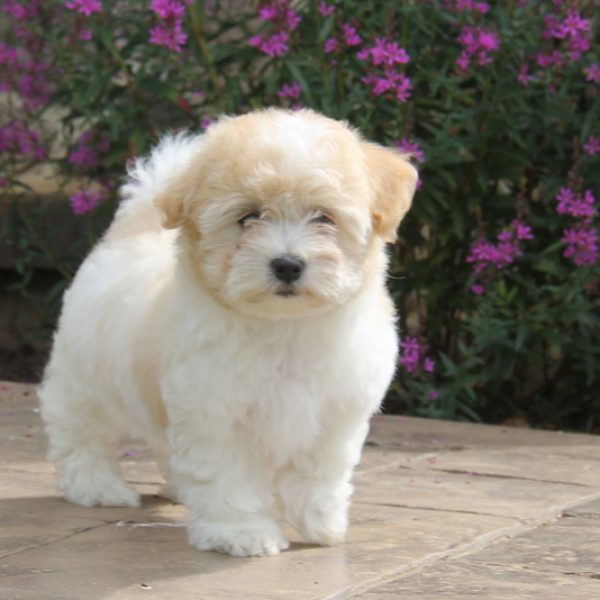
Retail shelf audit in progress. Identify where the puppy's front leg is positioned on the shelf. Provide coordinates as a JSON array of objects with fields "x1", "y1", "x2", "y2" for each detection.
[
  {"x1": 167, "y1": 419, "x2": 289, "y2": 557},
  {"x1": 278, "y1": 421, "x2": 369, "y2": 546}
]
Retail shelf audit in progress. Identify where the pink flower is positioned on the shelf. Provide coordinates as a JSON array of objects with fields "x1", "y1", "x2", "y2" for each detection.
[
  {"x1": 341, "y1": 23, "x2": 361, "y2": 47},
  {"x1": 399, "y1": 336, "x2": 422, "y2": 374},
  {"x1": 583, "y1": 136, "x2": 600, "y2": 156},
  {"x1": 200, "y1": 117, "x2": 213, "y2": 130},
  {"x1": 277, "y1": 81, "x2": 302, "y2": 99},
  {"x1": 260, "y1": 31, "x2": 289, "y2": 57},
  {"x1": 149, "y1": 21, "x2": 187, "y2": 52},
  {"x1": 258, "y1": 6, "x2": 278, "y2": 21},
  {"x1": 69, "y1": 188, "x2": 103, "y2": 215},
  {"x1": 69, "y1": 145, "x2": 98, "y2": 168},
  {"x1": 585, "y1": 64, "x2": 600, "y2": 83},
  {"x1": 4, "y1": 0, "x2": 41, "y2": 19},
  {"x1": 0, "y1": 43, "x2": 18, "y2": 65},
  {"x1": 543, "y1": 9, "x2": 591, "y2": 63},
  {"x1": 251, "y1": 0, "x2": 300, "y2": 57},
  {"x1": 149, "y1": 0, "x2": 191, "y2": 52},
  {"x1": 284, "y1": 8, "x2": 301, "y2": 30},
  {"x1": 151, "y1": 0, "x2": 188, "y2": 19},
  {"x1": 584, "y1": 63, "x2": 600, "y2": 83},
  {"x1": 362, "y1": 71, "x2": 412, "y2": 103},
  {"x1": 318, "y1": 1, "x2": 336, "y2": 17},
  {"x1": 512, "y1": 220, "x2": 534, "y2": 241},
  {"x1": 467, "y1": 220, "x2": 533, "y2": 293},
  {"x1": 478, "y1": 30, "x2": 500, "y2": 52},
  {"x1": 359, "y1": 38, "x2": 412, "y2": 103},
  {"x1": 555, "y1": 186, "x2": 597, "y2": 267},
  {"x1": 456, "y1": 52, "x2": 471, "y2": 72},
  {"x1": 543, "y1": 14, "x2": 562, "y2": 39},
  {"x1": 249, "y1": 2, "x2": 299, "y2": 58},
  {"x1": 400, "y1": 337, "x2": 437, "y2": 377},
  {"x1": 65, "y1": 0, "x2": 102, "y2": 15},
  {"x1": 535, "y1": 50, "x2": 563, "y2": 69},
  {"x1": 446, "y1": 0, "x2": 489, "y2": 13},
  {"x1": 361, "y1": 38, "x2": 409, "y2": 66},
  {"x1": 561, "y1": 226, "x2": 598, "y2": 266},
  {"x1": 324, "y1": 38, "x2": 337, "y2": 53},
  {"x1": 0, "y1": 122, "x2": 46, "y2": 159},
  {"x1": 385, "y1": 44, "x2": 410, "y2": 65},
  {"x1": 396, "y1": 138, "x2": 425, "y2": 163},
  {"x1": 394, "y1": 75, "x2": 412, "y2": 102},
  {"x1": 557, "y1": 10, "x2": 590, "y2": 40},
  {"x1": 370, "y1": 77, "x2": 390, "y2": 95},
  {"x1": 555, "y1": 188, "x2": 597, "y2": 219},
  {"x1": 517, "y1": 64, "x2": 535, "y2": 86},
  {"x1": 456, "y1": 25, "x2": 500, "y2": 73}
]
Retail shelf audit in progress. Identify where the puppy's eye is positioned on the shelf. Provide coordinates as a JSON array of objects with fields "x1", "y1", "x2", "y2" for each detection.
[
  {"x1": 311, "y1": 213, "x2": 335, "y2": 226},
  {"x1": 238, "y1": 211, "x2": 260, "y2": 225}
]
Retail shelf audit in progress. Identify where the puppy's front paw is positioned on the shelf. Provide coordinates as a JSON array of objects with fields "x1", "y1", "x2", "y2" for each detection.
[
  {"x1": 295, "y1": 500, "x2": 348, "y2": 546},
  {"x1": 280, "y1": 475, "x2": 350, "y2": 546},
  {"x1": 187, "y1": 516, "x2": 289, "y2": 557}
]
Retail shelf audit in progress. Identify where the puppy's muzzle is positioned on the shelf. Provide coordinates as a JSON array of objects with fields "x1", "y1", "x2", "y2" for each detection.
[{"x1": 271, "y1": 255, "x2": 305, "y2": 284}]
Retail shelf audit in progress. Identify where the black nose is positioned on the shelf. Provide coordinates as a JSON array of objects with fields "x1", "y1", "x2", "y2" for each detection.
[{"x1": 271, "y1": 255, "x2": 306, "y2": 284}]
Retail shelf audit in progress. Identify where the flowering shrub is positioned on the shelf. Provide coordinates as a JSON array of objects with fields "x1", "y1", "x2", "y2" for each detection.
[
  {"x1": 467, "y1": 220, "x2": 534, "y2": 295},
  {"x1": 1, "y1": 0, "x2": 598, "y2": 430}
]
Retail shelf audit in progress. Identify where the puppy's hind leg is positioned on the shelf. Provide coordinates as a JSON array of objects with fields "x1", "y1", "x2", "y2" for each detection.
[{"x1": 39, "y1": 375, "x2": 140, "y2": 508}]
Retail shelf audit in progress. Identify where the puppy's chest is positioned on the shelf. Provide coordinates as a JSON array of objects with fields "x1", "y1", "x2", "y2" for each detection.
[
  {"x1": 241, "y1": 335, "x2": 328, "y2": 402},
  {"x1": 230, "y1": 334, "x2": 333, "y2": 451}
]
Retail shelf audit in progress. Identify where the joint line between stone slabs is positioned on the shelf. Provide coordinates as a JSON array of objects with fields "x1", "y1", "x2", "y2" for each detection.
[
  {"x1": 355, "y1": 500, "x2": 510, "y2": 520},
  {"x1": 431, "y1": 467, "x2": 591, "y2": 488},
  {"x1": 0, "y1": 521, "x2": 121, "y2": 561},
  {"x1": 318, "y1": 487, "x2": 600, "y2": 600},
  {"x1": 357, "y1": 455, "x2": 592, "y2": 488},
  {"x1": 356, "y1": 453, "x2": 440, "y2": 477}
]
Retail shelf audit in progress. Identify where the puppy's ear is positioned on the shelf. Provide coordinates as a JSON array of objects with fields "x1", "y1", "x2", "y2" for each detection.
[
  {"x1": 154, "y1": 170, "x2": 200, "y2": 229},
  {"x1": 363, "y1": 143, "x2": 418, "y2": 243}
]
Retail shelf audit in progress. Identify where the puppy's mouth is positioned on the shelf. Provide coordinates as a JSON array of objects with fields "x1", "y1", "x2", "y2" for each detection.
[{"x1": 275, "y1": 285, "x2": 300, "y2": 298}]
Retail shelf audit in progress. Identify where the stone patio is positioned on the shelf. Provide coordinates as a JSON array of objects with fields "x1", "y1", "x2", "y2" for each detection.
[{"x1": 1, "y1": 381, "x2": 599, "y2": 599}]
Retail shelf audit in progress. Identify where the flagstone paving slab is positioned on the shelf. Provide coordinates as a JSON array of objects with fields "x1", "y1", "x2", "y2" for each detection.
[{"x1": 1, "y1": 382, "x2": 599, "y2": 599}]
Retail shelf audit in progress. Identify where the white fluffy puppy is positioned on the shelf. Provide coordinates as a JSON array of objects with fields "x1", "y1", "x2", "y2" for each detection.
[{"x1": 39, "y1": 108, "x2": 417, "y2": 557}]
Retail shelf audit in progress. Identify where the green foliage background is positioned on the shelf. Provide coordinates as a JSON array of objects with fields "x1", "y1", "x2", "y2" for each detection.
[{"x1": 1, "y1": 0, "x2": 599, "y2": 430}]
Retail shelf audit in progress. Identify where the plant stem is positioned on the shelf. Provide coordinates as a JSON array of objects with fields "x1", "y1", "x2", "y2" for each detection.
[{"x1": 189, "y1": 0, "x2": 225, "y2": 111}]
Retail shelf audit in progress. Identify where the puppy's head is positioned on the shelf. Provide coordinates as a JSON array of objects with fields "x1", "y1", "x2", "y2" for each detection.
[{"x1": 155, "y1": 109, "x2": 417, "y2": 319}]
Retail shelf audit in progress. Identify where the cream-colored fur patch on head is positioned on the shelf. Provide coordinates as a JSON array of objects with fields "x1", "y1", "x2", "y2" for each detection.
[{"x1": 153, "y1": 108, "x2": 417, "y2": 318}]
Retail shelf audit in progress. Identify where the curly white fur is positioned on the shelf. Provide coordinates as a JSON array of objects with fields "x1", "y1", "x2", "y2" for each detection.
[{"x1": 39, "y1": 109, "x2": 417, "y2": 557}]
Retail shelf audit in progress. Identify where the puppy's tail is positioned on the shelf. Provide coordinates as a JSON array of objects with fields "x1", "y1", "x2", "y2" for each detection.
[{"x1": 105, "y1": 133, "x2": 203, "y2": 241}]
